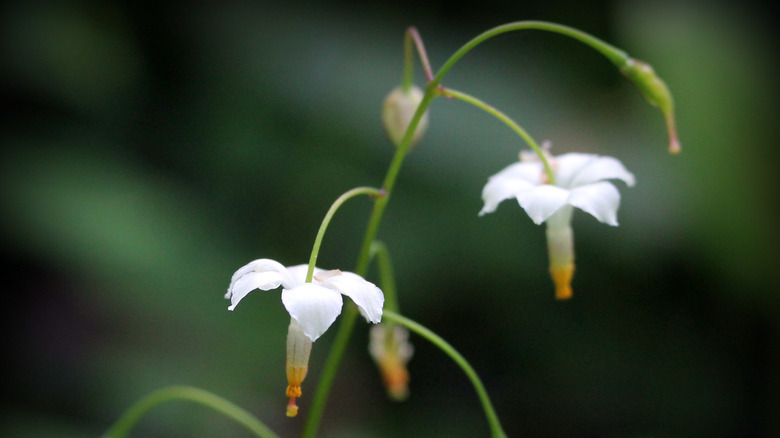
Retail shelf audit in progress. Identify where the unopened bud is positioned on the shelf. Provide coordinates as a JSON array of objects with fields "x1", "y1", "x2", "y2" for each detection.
[
  {"x1": 620, "y1": 58, "x2": 680, "y2": 154},
  {"x1": 382, "y1": 85, "x2": 429, "y2": 149}
]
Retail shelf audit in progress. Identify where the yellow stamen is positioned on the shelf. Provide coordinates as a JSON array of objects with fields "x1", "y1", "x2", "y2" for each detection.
[
  {"x1": 550, "y1": 263, "x2": 575, "y2": 300},
  {"x1": 378, "y1": 354, "x2": 410, "y2": 401},
  {"x1": 285, "y1": 364, "x2": 307, "y2": 417}
]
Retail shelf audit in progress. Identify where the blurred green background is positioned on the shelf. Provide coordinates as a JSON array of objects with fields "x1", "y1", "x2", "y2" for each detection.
[{"x1": 2, "y1": 0, "x2": 778, "y2": 436}]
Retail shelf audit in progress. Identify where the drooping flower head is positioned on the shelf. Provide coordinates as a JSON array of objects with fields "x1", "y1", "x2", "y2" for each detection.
[
  {"x1": 226, "y1": 259, "x2": 384, "y2": 416},
  {"x1": 369, "y1": 323, "x2": 414, "y2": 401},
  {"x1": 480, "y1": 145, "x2": 635, "y2": 299}
]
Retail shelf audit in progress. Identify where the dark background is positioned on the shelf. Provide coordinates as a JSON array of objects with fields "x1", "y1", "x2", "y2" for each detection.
[{"x1": 2, "y1": 0, "x2": 778, "y2": 437}]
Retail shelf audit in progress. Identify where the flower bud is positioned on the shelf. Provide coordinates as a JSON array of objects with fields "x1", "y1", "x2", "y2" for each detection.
[
  {"x1": 382, "y1": 85, "x2": 429, "y2": 149},
  {"x1": 620, "y1": 58, "x2": 680, "y2": 154}
]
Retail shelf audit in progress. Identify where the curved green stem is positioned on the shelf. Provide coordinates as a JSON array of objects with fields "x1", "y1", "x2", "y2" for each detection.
[
  {"x1": 101, "y1": 386, "x2": 281, "y2": 438},
  {"x1": 305, "y1": 186, "x2": 384, "y2": 283},
  {"x1": 433, "y1": 21, "x2": 629, "y2": 90},
  {"x1": 383, "y1": 311, "x2": 508, "y2": 438},
  {"x1": 443, "y1": 87, "x2": 555, "y2": 184}
]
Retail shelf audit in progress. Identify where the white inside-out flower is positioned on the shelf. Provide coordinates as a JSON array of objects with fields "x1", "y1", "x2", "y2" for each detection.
[
  {"x1": 480, "y1": 148, "x2": 635, "y2": 299},
  {"x1": 226, "y1": 258, "x2": 384, "y2": 340},
  {"x1": 225, "y1": 258, "x2": 384, "y2": 416},
  {"x1": 369, "y1": 323, "x2": 414, "y2": 401}
]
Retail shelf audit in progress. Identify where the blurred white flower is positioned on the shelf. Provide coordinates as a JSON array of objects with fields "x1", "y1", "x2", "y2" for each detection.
[
  {"x1": 369, "y1": 323, "x2": 413, "y2": 401},
  {"x1": 480, "y1": 148, "x2": 635, "y2": 299},
  {"x1": 226, "y1": 258, "x2": 384, "y2": 416}
]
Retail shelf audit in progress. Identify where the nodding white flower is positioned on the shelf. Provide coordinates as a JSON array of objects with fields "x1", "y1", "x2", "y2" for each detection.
[
  {"x1": 480, "y1": 147, "x2": 635, "y2": 299},
  {"x1": 226, "y1": 258, "x2": 384, "y2": 417},
  {"x1": 369, "y1": 323, "x2": 413, "y2": 401}
]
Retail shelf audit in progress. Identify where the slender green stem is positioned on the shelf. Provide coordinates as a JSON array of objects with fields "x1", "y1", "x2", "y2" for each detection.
[
  {"x1": 433, "y1": 21, "x2": 629, "y2": 89},
  {"x1": 370, "y1": 241, "x2": 399, "y2": 313},
  {"x1": 383, "y1": 311, "x2": 508, "y2": 438},
  {"x1": 101, "y1": 386, "x2": 281, "y2": 438},
  {"x1": 443, "y1": 86, "x2": 555, "y2": 184},
  {"x1": 302, "y1": 71, "x2": 438, "y2": 438},
  {"x1": 355, "y1": 86, "x2": 437, "y2": 277},
  {"x1": 305, "y1": 186, "x2": 384, "y2": 283},
  {"x1": 370, "y1": 241, "x2": 404, "y2": 365}
]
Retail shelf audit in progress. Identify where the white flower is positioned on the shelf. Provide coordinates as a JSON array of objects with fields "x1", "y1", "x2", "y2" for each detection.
[
  {"x1": 226, "y1": 258, "x2": 384, "y2": 416},
  {"x1": 480, "y1": 149, "x2": 635, "y2": 299},
  {"x1": 369, "y1": 324, "x2": 413, "y2": 401}
]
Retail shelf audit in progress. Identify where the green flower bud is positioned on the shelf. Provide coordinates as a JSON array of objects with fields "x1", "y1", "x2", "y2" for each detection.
[
  {"x1": 382, "y1": 85, "x2": 429, "y2": 149},
  {"x1": 620, "y1": 58, "x2": 680, "y2": 154}
]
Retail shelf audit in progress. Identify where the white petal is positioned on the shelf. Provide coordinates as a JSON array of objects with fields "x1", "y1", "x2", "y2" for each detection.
[
  {"x1": 479, "y1": 161, "x2": 543, "y2": 215},
  {"x1": 490, "y1": 161, "x2": 543, "y2": 183},
  {"x1": 227, "y1": 271, "x2": 284, "y2": 310},
  {"x1": 226, "y1": 258, "x2": 291, "y2": 310},
  {"x1": 568, "y1": 182, "x2": 622, "y2": 226},
  {"x1": 552, "y1": 153, "x2": 598, "y2": 188},
  {"x1": 322, "y1": 272, "x2": 384, "y2": 323},
  {"x1": 568, "y1": 155, "x2": 635, "y2": 188},
  {"x1": 282, "y1": 283, "x2": 344, "y2": 341},
  {"x1": 515, "y1": 185, "x2": 571, "y2": 224},
  {"x1": 227, "y1": 258, "x2": 290, "y2": 295},
  {"x1": 285, "y1": 264, "x2": 322, "y2": 286},
  {"x1": 480, "y1": 175, "x2": 537, "y2": 216}
]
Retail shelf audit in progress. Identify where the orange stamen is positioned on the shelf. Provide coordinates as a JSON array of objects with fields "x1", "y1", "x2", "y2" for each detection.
[
  {"x1": 380, "y1": 358, "x2": 410, "y2": 401},
  {"x1": 550, "y1": 263, "x2": 575, "y2": 300},
  {"x1": 285, "y1": 365, "x2": 307, "y2": 417}
]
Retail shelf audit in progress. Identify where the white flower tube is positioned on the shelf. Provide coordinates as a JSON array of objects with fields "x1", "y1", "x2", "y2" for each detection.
[
  {"x1": 545, "y1": 207, "x2": 575, "y2": 299},
  {"x1": 285, "y1": 319, "x2": 311, "y2": 417}
]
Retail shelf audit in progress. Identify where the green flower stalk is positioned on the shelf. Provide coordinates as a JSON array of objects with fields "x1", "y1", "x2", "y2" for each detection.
[
  {"x1": 102, "y1": 386, "x2": 280, "y2": 438},
  {"x1": 383, "y1": 311, "x2": 507, "y2": 438},
  {"x1": 620, "y1": 58, "x2": 680, "y2": 154}
]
